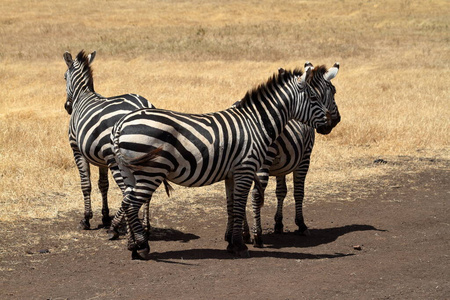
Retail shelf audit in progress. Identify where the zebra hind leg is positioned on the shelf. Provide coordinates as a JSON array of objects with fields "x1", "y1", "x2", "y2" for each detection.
[
  {"x1": 99, "y1": 167, "x2": 111, "y2": 228},
  {"x1": 122, "y1": 217, "x2": 150, "y2": 260},
  {"x1": 124, "y1": 202, "x2": 150, "y2": 260},
  {"x1": 293, "y1": 169, "x2": 310, "y2": 236},
  {"x1": 74, "y1": 153, "x2": 93, "y2": 230},
  {"x1": 274, "y1": 176, "x2": 287, "y2": 234},
  {"x1": 123, "y1": 180, "x2": 159, "y2": 260}
]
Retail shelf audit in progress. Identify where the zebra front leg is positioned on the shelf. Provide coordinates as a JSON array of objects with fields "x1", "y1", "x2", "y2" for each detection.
[
  {"x1": 231, "y1": 173, "x2": 253, "y2": 258},
  {"x1": 224, "y1": 178, "x2": 251, "y2": 246},
  {"x1": 251, "y1": 187, "x2": 264, "y2": 247},
  {"x1": 293, "y1": 168, "x2": 310, "y2": 236},
  {"x1": 224, "y1": 177, "x2": 234, "y2": 252},
  {"x1": 274, "y1": 175, "x2": 287, "y2": 234},
  {"x1": 251, "y1": 169, "x2": 269, "y2": 247},
  {"x1": 98, "y1": 167, "x2": 111, "y2": 227}
]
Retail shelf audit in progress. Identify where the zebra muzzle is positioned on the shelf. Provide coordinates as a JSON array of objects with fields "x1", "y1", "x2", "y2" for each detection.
[
  {"x1": 326, "y1": 111, "x2": 332, "y2": 126},
  {"x1": 64, "y1": 101, "x2": 73, "y2": 115}
]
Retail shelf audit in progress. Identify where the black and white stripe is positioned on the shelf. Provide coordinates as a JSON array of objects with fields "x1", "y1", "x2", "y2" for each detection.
[
  {"x1": 63, "y1": 50, "x2": 154, "y2": 230},
  {"x1": 246, "y1": 63, "x2": 341, "y2": 247},
  {"x1": 110, "y1": 66, "x2": 333, "y2": 259}
]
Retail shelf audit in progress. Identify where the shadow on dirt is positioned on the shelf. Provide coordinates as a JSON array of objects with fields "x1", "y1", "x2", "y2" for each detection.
[
  {"x1": 150, "y1": 248, "x2": 353, "y2": 262},
  {"x1": 105, "y1": 223, "x2": 201, "y2": 243},
  {"x1": 263, "y1": 224, "x2": 386, "y2": 249},
  {"x1": 149, "y1": 227, "x2": 200, "y2": 242},
  {"x1": 147, "y1": 224, "x2": 383, "y2": 261}
]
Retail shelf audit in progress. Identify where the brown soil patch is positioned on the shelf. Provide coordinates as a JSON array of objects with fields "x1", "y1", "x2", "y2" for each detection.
[{"x1": 1, "y1": 160, "x2": 449, "y2": 299}]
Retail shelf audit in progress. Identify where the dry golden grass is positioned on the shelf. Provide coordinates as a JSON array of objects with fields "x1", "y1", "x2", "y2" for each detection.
[{"x1": 0, "y1": 0, "x2": 449, "y2": 222}]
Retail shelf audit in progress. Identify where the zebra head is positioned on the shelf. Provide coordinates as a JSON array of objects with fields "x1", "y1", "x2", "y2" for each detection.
[
  {"x1": 63, "y1": 50, "x2": 96, "y2": 115},
  {"x1": 288, "y1": 66, "x2": 331, "y2": 130},
  {"x1": 305, "y1": 62, "x2": 341, "y2": 135}
]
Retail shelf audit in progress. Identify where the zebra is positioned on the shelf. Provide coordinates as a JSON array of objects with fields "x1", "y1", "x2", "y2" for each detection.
[
  {"x1": 242, "y1": 63, "x2": 341, "y2": 247},
  {"x1": 63, "y1": 50, "x2": 155, "y2": 230},
  {"x1": 109, "y1": 65, "x2": 336, "y2": 260}
]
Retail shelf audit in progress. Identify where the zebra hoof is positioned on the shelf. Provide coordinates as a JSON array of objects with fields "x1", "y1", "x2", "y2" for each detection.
[
  {"x1": 232, "y1": 244, "x2": 250, "y2": 258},
  {"x1": 224, "y1": 231, "x2": 232, "y2": 243},
  {"x1": 226, "y1": 242, "x2": 234, "y2": 253},
  {"x1": 131, "y1": 249, "x2": 149, "y2": 260},
  {"x1": 274, "y1": 222, "x2": 284, "y2": 234},
  {"x1": 107, "y1": 227, "x2": 120, "y2": 240},
  {"x1": 79, "y1": 219, "x2": 90, "y2": 230},
  {"x1": 131, "y1": 243, "x2": 151, "y2": 260},
  {"x1": 234, "y1": 247, "x2": 250, "y2": 258},
  {"x1": 253, "y1": 235, "x2": 264, "y2": 248},
  {"x1": 102, "y1": 216, "x2": 112, "y2": 228},
  {"x1": 243, "y1": 231, "x2": 252, "y2": 244},
  {"x1": 143, "y1": 226, "x2": 151, "y2": 240},
  {"x1": 294, "y1": 228, "x2": 310, "y2": 236}
]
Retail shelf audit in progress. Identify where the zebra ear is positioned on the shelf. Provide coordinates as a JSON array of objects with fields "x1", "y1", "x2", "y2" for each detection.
[
  {"x1": 324, "y1": 62, "x2": 339, "y2": 81},
  {"x1": 299, "y1": 67, "x2": 311, "y2": 88},
  {"x1": 88, "y1": 51, "x2": 96, "y2": 65},
  {"x1": 278, "y1": 68, "x2": 285, "y2": 75},
  {"x1": 304, "y1": 61, "x2": 314, "y2": 69},
  {"x1": 63, "y1": 52, "x2": 73, "y2": 68}
]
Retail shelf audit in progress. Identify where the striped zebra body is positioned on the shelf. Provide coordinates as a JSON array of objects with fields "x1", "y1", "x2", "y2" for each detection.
[
  {"x1": 247, "y1": 63, "x2": 341, "y2": 247},
  {"x1": 110, "y1": 66, "x2": 334, "y2": 259},
  {"x1": 63, "y1": 50, "x2": 154, "y2": 230}
]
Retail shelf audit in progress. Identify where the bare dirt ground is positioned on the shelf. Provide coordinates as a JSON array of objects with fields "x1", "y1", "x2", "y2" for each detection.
[{"x1": 1, "y1": 158, "x2": 449, "y2": 300}]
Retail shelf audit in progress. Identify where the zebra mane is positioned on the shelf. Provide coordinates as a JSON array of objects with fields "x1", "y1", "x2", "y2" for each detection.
[
  {"x1": 240, "y1": 68, "x2": 303, "y2": 105},
  {"x1": 75, "y1": 50, "x2": 95, "y2": 92},
  {"x1": 308, "y1": 65, "x2": 327, "y2": 84}
]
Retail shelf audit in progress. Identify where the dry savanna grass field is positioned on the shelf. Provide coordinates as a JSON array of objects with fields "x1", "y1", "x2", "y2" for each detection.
[{"x1": 0, "y1": 0, "x2": 449, "y2": 298}]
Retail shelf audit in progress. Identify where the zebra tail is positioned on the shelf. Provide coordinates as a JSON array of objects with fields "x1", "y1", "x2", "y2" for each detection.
[
  {"x1": 163, "y1": 180, "x2": 174, "y2": 197},
  {"x1": 111, "y1": 124, "x2": 173, "y2": 196},
  {"x1": 111, "y1": 123, "x2": 162, "y2": 170},
  {"x1": 128, "y1": 147, "x2": 163, "y2": 168},
  {"x1": 253, "y1": 174, "x2": 265, "y2": 208}
]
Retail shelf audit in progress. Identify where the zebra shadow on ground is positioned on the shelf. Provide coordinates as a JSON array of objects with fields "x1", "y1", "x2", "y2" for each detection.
[
  {"x1": 149, "y1": 226, "x2": 200, "y2": 243},
  {"x1": 110, "y1": 223, "x2": 200, "y2": 243},
  {"x1": 150, "y1": 248, "x2": 353, "y2": 263},
  {"x1": 261, "y1": 224, "x2": 386, "y2": 249},
  {"x1": 149, "y1": 224, "x2": 383, "y2": 262}
]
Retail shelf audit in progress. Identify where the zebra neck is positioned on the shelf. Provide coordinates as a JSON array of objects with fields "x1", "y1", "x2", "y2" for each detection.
[
  {"x1": 243, "y1": 97, "x2": 289, "y2": 147},
  {"x1": 73, "y1": 90, "x2": 99, "y2": 108}
]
